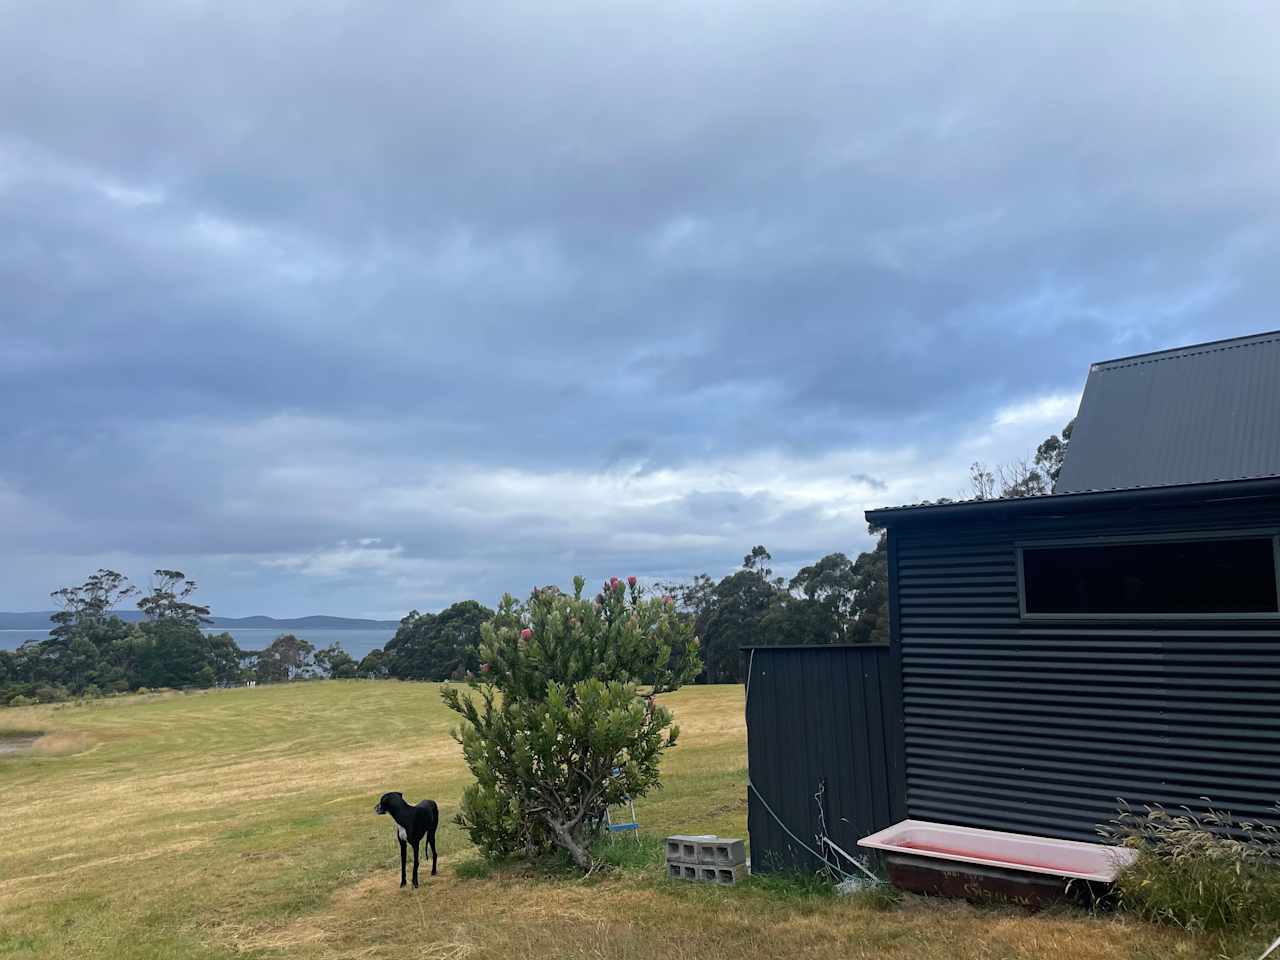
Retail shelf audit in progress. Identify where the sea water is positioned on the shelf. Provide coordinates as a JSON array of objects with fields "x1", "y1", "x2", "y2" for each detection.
[{"x1": 0, "y1": 626, "x2": 395, "y2": 660}]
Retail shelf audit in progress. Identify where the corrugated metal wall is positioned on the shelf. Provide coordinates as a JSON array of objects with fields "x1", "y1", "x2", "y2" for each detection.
[
  {"x1": 744, "y1": 645, "x2": 905, "y2": 873},
  {"x1": 891, "y1": 496, "x2": 1280, "y2": 842}
]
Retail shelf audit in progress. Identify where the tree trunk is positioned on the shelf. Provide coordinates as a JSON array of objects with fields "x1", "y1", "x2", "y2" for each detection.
[{"x1": 547, "y1": 816, "x2": 592, "y2": 871}]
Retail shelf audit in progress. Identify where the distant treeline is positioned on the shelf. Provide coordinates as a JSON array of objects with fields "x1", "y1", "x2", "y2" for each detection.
[
  {"x1": 0, "y1": 543, "x2": 888, "y2": 705},
  {"x1": 356, "y1": 537, "x2": 891, "y2": 686},
  {"x1": 0, "y1": 570, "x2": 373, "y2": 706}
]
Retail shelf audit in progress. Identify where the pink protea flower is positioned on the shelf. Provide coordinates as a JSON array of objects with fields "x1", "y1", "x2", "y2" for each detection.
[
  {"x1": 520, "y1": 627, "x2": 533, "y2": 641},
  {"x1": 610, "y1": 576, "x2": 620, "y2": 588},
  {"x1": 662, "y1": 595, "x2": 674, "y2": 605},
  {"x1": 627, "y1": 575, "x2": 637, "y2": 587},
  {"x1": 480, "y1": 662, "x2": 491, "y2": 674}
]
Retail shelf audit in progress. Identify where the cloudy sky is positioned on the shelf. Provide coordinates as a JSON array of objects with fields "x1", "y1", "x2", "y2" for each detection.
[{"x1": 2, "y1": 1, "x2": 1277, "y2": 617}]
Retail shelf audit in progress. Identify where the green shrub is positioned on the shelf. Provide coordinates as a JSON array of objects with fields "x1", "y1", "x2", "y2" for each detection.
[
  {"x1": 1099, "y1": 800, "x2": 1280, "y2": 932},
  {"x1": 442, "y1": 576, "x2": 700, "y2": 872},
  {"x1": 7, "y1": 695, "x2": 37, "y2": 707}
]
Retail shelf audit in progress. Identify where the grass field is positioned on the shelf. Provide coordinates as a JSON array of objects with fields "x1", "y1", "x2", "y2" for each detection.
[{"x1": 0, "y1": 681, "x2": 1236, "y2": 959}]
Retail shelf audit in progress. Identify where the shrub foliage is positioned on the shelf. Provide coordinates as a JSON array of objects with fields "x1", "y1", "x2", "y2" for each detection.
[
  {"x1": 1099, "y1": 799, "x2": 1280, "y2": 932},
  {"x1": 441, "y1": 576, "x2": 700, "y2": 870}
]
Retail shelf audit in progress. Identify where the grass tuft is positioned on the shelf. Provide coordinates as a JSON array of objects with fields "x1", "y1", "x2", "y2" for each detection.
[
  {"x1": 1101, "y1": 800, "x2": 1280, "y2": 934},
  {"x1": 451, "y1": 856, "x2": 494, "y2": 881},
  {"x1": 744, "y1": 868, "x2": 837, "y2": 900},
  {"x1": 591, "y1": 833, "x2": 666, "y2": 871},
  {"x1": 853, "y1": 880, "x2": 903, "y2": 912}
]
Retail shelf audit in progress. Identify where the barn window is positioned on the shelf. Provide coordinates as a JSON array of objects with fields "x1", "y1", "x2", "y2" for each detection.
[{"x1": 1020, "y1": 535, "x2": 1280, "y2": 617}]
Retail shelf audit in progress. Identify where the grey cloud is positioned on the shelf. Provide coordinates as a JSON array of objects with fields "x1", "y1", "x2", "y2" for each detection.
[
  {"x1": 850, "y1": 474, "x2": 888, "y2": 492},
  {"x1": 1, "y1": 1, "x2": 1277, "y2": 613}
]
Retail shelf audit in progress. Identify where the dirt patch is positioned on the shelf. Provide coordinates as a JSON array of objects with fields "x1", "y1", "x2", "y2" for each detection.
[
  {"x1": 31, "y1": 731, "x2": 95, "y2": 755},
  {"x1": 0, "y1": 733, "x2": 41, "y2": 756}
]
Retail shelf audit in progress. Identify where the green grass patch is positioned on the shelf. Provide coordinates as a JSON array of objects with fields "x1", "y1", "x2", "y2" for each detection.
[
  {"x1": 451, "y1": 856, "x2": 494, "y2": 881},
  {"x1": 591, "y1": 832, "x2": 666, "y2": 871},
  {"x1": 743, "y1": 868, "x2": 838, "y2": 901}
]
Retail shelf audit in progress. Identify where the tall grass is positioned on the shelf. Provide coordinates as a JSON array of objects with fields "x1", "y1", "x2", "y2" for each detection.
[{"x1": 1099, "y1": 799, "x2": 1280, "y2": 933}]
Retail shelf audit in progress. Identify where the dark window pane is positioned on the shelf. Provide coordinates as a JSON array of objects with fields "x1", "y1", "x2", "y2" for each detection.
[{"x1": 1022, "y1": 537, "x2": 1278, "y2": 615}]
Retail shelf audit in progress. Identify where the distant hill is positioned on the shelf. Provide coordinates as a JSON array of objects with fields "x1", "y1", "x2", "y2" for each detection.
[{"x1": 0, "y1": 611, "x2": 401, "y2": 630}]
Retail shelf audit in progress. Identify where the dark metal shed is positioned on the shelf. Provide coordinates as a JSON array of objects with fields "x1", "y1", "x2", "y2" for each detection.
[{"x1": 744, "y1": 644, "x2": 905, "y2": 873}]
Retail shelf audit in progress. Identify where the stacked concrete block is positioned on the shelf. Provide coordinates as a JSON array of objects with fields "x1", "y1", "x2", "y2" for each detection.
[{"x1": 665, "y1": 835, "x2": 748, "y2": 885}]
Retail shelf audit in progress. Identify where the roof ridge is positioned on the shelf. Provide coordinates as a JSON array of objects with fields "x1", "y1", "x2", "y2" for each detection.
[
  {"x1": 866, "y1": 474, "x2": 1280, "y2": 518},
  {"x1": 1094, "y1": 330, "x2": 1280, "y2": 372}
]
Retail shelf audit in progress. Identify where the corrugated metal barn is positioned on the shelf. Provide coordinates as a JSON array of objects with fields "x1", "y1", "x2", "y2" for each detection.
[{"x1": 746, "y1": 331, "x2": 1280, "y2": 869}]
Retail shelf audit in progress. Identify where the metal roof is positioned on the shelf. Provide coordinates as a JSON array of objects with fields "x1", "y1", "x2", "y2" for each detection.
[
  {"x1": 865, "y1": 474, "x2": 1280, "y2": 524},
  {"x1": 1055, "y1": 330, "x2": 1280, "y2": 493}
]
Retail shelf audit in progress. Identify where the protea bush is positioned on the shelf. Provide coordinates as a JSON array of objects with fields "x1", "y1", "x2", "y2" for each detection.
[{"x1": 441, "y1": 575, "x2": 700, "y2": 871}]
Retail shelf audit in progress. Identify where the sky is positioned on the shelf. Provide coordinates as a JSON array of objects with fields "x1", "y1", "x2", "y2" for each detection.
[{"x1": 2, "y1": 1, "x2": 1278, "y2": 618}]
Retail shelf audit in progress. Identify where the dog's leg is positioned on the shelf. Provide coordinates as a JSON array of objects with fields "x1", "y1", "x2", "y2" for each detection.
[
  {"x1": 429, "y1": 830, "x2": 438, "y2": 876},
  {"x1": 399, "y1": 838, "x2": 407, "y2": 888},
  {"x1": 411, "y1": 839, "x2": 420, "y2": 888}
]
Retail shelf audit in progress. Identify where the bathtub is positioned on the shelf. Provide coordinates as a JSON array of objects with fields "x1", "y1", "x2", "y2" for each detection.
[{"x1": 857, "y1": 820, "x2": 1137, "y2": 904}]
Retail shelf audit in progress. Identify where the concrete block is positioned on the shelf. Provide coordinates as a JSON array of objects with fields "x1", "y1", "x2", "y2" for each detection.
[
  {"x1": 697, "y1": 839, "x2": 745, "y2": 866},
  {"x1": 665, "y1": 844, "x2": 747, "y2": 883},
  {"x1": 666, "y1": 834, "x2": 717, "y2": 864},
  {"x1": 713, "y1": 864, "x2": 749, "y2": 885}
]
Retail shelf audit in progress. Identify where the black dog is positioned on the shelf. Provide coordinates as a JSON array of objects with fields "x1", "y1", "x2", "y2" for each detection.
[{"x1": 374, "y1": 791, "x2": 439, "y2": 888}]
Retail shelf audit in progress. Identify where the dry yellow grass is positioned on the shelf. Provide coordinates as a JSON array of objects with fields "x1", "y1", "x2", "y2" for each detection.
[{"x1": 0, "y1": 681, "x2": 1238, "y2": 959}]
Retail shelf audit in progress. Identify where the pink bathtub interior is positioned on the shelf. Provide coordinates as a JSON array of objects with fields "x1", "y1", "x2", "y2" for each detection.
[{"x1": 858, "y1": 819, "x2": 1136, "y2": 883}]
